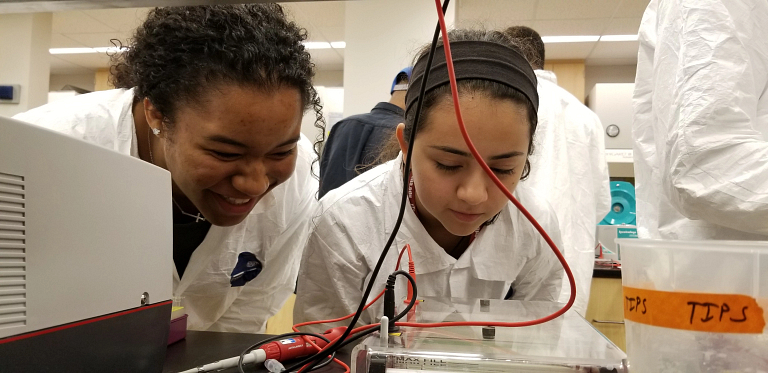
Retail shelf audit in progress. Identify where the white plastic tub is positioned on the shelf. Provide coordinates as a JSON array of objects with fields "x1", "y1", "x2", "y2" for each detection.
[{"x1": 618, "y1": 239, "x2": 768, "y2": 372}]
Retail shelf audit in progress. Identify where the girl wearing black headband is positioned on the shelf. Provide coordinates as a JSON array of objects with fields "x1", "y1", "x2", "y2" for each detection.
[{"x1": 294, "y1": 29, "x2": 564, "y2": 329}]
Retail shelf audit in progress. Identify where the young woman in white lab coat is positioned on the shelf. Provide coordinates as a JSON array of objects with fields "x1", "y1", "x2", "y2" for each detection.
[
  {"x1": 14, "y1": 5, "x2": 322, "y2": 333},
  {"x1": 294, "y1": 29, "x2": 564, "y2": 330}
]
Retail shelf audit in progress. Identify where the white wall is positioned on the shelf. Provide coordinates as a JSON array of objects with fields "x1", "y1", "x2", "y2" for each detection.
[
  {"x1": 343, "y1": 0, "x2": 455, "y2": 117},
  {"x1": 322, "y1": 87, "x2": 344, "y2": 128},
  {"x1": 585, "y1": 70, "x2": 637, "y2": 179},
  {"x1": 313, "y1": 70, "x2": 343, "y2": 87},
  {"x1": 0, "y1": 13, "x2": 51, "y2": 117},
  {"x1": 585, "y1": 64, "x2": 637, "y2": 100},
  {"x1": 49, "y1": 73, "x2": 96, "y2": 92}
]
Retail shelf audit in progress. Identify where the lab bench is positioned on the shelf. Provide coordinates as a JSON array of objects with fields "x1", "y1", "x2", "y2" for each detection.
[{"x1": 163, "y1": 331, "x2": 349, "y2": 373}]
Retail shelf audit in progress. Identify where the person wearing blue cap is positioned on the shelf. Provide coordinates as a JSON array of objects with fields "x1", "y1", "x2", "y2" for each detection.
[{"x1": 318, "y1": 67, "x2": 412, "y2": 197}]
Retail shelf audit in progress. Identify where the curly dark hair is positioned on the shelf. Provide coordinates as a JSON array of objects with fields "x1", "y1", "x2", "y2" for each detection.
[{"x1": 110, "y1": 4, "x2": 325, "y2": 165}]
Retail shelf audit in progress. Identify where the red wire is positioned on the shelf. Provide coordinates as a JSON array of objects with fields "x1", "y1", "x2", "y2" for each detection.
[
  {"x1": 297, "y1": 3, "x2": 579, "y2": 371},
  {"x1": 292, "y1": 245, "x2": 412, "y2": 373},
  {"x1": 425, "y1": 0, "x2": 576, "y2": 326},
  {"x1": 396, "y1": 243, "x2": 413, "y2": 271},
  {"x1": 292, "y1": 245, "x2": 410, "y2": 332}
]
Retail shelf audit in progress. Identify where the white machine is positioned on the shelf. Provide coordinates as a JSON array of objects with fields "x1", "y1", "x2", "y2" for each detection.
[
  {"x1": 0, "y1": 116, "x2": 173, "y2": 372},
  {"x1": 352, "y1": 297, "x2": 628, "y2": 372}
]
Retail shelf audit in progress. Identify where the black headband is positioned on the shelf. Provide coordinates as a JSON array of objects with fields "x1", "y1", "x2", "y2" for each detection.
[{"x1": 405, "y1": 40, "x2": 539, "y2": 115}]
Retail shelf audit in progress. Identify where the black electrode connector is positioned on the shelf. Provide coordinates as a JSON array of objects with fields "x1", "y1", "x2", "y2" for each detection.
[
  {"x1": 482, "y1": 326, "x2": 496, "y2": 340},
  {"x1": 383, "y1": 273, "x2": 399, "y2": 332}
]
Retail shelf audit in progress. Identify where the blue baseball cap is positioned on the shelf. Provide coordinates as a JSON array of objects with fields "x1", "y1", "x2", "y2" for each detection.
[{"x1": 390, "y1": 67, "x2": 412, "y2": 94}]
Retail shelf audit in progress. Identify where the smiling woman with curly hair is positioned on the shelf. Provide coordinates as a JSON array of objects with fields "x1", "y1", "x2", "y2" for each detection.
[{"x1": 14, "y1": 4, "x2": 323, "y2": 333}]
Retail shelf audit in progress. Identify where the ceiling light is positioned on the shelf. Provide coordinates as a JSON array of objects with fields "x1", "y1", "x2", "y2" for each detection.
[
  {"x1": 93, "y1": 47, "x2": 126, "y2": 53},
  {"x1": 50, "y1": 48, "x2": 97, "y2": 54},
  {"x1": 600, "y1": 34, "x2": 639, "y2": 41},
  {"x1": 302, "y1": 41, "x2": 332, "y2": 50},
  {"x1": 53, "y1": 41, "x2": 348, "y2": 54},
  {"x1": 49, "y1": 47, "x2": 126, "y2": 54},
  {"x1": 541, "y1": 35, "x2": 600, "y2": 43}
]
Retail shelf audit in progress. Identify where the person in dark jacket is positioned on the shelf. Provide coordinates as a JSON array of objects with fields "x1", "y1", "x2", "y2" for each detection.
[{"x1": 318, "y1": 68, "x2": 411, "y2": 197}]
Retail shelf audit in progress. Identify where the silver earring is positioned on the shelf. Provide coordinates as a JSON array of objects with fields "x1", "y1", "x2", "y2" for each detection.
[{"x1": 151, "y1": 127, "x2": 160, "y2": 136}]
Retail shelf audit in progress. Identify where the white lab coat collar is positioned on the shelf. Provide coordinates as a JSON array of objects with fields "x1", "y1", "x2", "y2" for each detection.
[
  {"x1": 535, "y1": 70, "x2": 558, "y2": 85},
  {"x1": 381, "y1": 154, "x2": 533, "y2": 282},
  {"x1": 171, "y1": 179, "x2": 277, "y2": 295},
  {"x1": 121, "y1": 88, "x2": 140, "y2": 158},
  {"x1": 467, "y1": 210, "x2": 531, "y2": 282},
  {"x1": 173, "y1": 226, "x2": 232, "y2": 293},
  {"x1": 379, "y1": 155, "x2": 456, "y2": 274}
]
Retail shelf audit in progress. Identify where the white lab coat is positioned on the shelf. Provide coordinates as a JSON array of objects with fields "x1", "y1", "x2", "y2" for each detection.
[
  {"x1": 523, "y1": 70, "x2": 611, "y2": 315},
  {"x1": 294, "y1": 154, "x2": 564, "y2": 332},
  {"x1": 13, "y1": 88, "x2": 319, "y2": 333},
  {"x1": 633, "y1": 0, "x2": 768, "y2": 240}
]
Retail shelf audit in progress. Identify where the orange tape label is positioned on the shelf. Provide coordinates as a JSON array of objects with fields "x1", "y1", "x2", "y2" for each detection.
[{"x1": 622, "y1": 286, "x2": 765, "y2": 334}]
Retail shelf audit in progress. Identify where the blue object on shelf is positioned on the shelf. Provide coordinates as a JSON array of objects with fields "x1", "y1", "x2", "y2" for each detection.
[{"x1": 600, "y1": 181, "x2": 636, "y2": 225}]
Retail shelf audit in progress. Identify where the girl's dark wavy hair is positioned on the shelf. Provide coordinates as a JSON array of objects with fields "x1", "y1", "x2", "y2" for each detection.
[
  {"x1": 380, "y1": 29, "x2": 538, "y2": 180},
  {"x1": 110, "y1": 4, "x2": 325, "y2": 170}
]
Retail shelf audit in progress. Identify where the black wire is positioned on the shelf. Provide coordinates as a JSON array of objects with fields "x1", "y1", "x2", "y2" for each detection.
[
  {"x1": 335, "y1": 325, "x2": 379, "y2": 351},
  {"x1": 304, "y1": 351, "x2": 336, "y2": 371},
  {"x1": 285, "y1": 270, "x2": 419, "y2": 372},
  {"x1": 236, "y1": 332, "x2": 332, "y2": 373},
  {"x1": 335, "y1": 271, "x2": 419, "y2": 352},
  {"x1": 391, "y1": 270, "x2": 418, "y2": 322},
  {"x1": 282, "y1": 324, "x2": 379, "y2": 373},
  {"x1": 298, "y1": 2, "x2": 451, "y2": 372}
]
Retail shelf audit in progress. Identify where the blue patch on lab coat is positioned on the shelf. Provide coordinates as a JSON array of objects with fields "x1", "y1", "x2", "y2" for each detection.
[{"x1": 230, "y1": 252, "x2": 262, "y2": 287}]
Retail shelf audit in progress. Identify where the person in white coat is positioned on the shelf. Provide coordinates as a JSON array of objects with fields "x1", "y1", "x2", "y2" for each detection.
[
  {"x1": 633, "y1": 0, "x2": 768, "y2": 240},
  {"x1": 504, "y1": 26, "x2": 611, "y2": 315},
  {"x1": 294, "y1": 30, "x2": 565, "y2": 332},
  {"x1": 13, "y1": 5, "x2": 322, "y2": 333}
]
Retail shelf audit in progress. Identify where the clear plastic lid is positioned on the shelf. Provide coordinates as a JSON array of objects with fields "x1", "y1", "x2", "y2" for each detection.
[{"x1": 352, "y1": 297, "x2": 627, "y2": 372}]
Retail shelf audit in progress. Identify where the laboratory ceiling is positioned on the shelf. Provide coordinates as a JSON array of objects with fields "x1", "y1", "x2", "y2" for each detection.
[
  {"x1": 459, "y1": 0, "x2": 648, "y2": 66},
  {"x1": 41, "y1": 0, "x2": 650, "y2": 75}
]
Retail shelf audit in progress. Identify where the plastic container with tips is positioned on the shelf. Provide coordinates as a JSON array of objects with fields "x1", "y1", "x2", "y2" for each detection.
[{"x1": 619, "y1": 239, "x2": 768, "y2": 372}]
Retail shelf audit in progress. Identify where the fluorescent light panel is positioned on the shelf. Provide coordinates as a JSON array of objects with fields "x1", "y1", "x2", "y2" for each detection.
[
  {"x1": 302, "y1": 41, "x2": 331, "y2": 49},
  {"x1": 542, "y1": 35, "x2": 599, "y2": 43},
  {"x1": 541, "y1": 34, "x2": 639, "y2": 43},
  {"x1": 600, "y1": 34, "x2": 639, "y2": 41},
  {"x1": 50, "y1": 41, "x2": 347, "y2": 54},
  {"x1": 50, "y1": 47, "x2": 125, "y2": 54},
  {"x1": 302, "y1": 41, "x2": 345, "y2": 50}
]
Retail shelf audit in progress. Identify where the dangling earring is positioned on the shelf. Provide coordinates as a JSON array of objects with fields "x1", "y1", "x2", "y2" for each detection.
[{"x1": 151, "y1": 127, "x2": 160, "y2": 136}]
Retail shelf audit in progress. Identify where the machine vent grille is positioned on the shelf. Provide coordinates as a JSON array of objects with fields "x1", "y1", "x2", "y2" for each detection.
[{"x1": 0, "y1": 172, "x2": 26, "y2": 330}]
